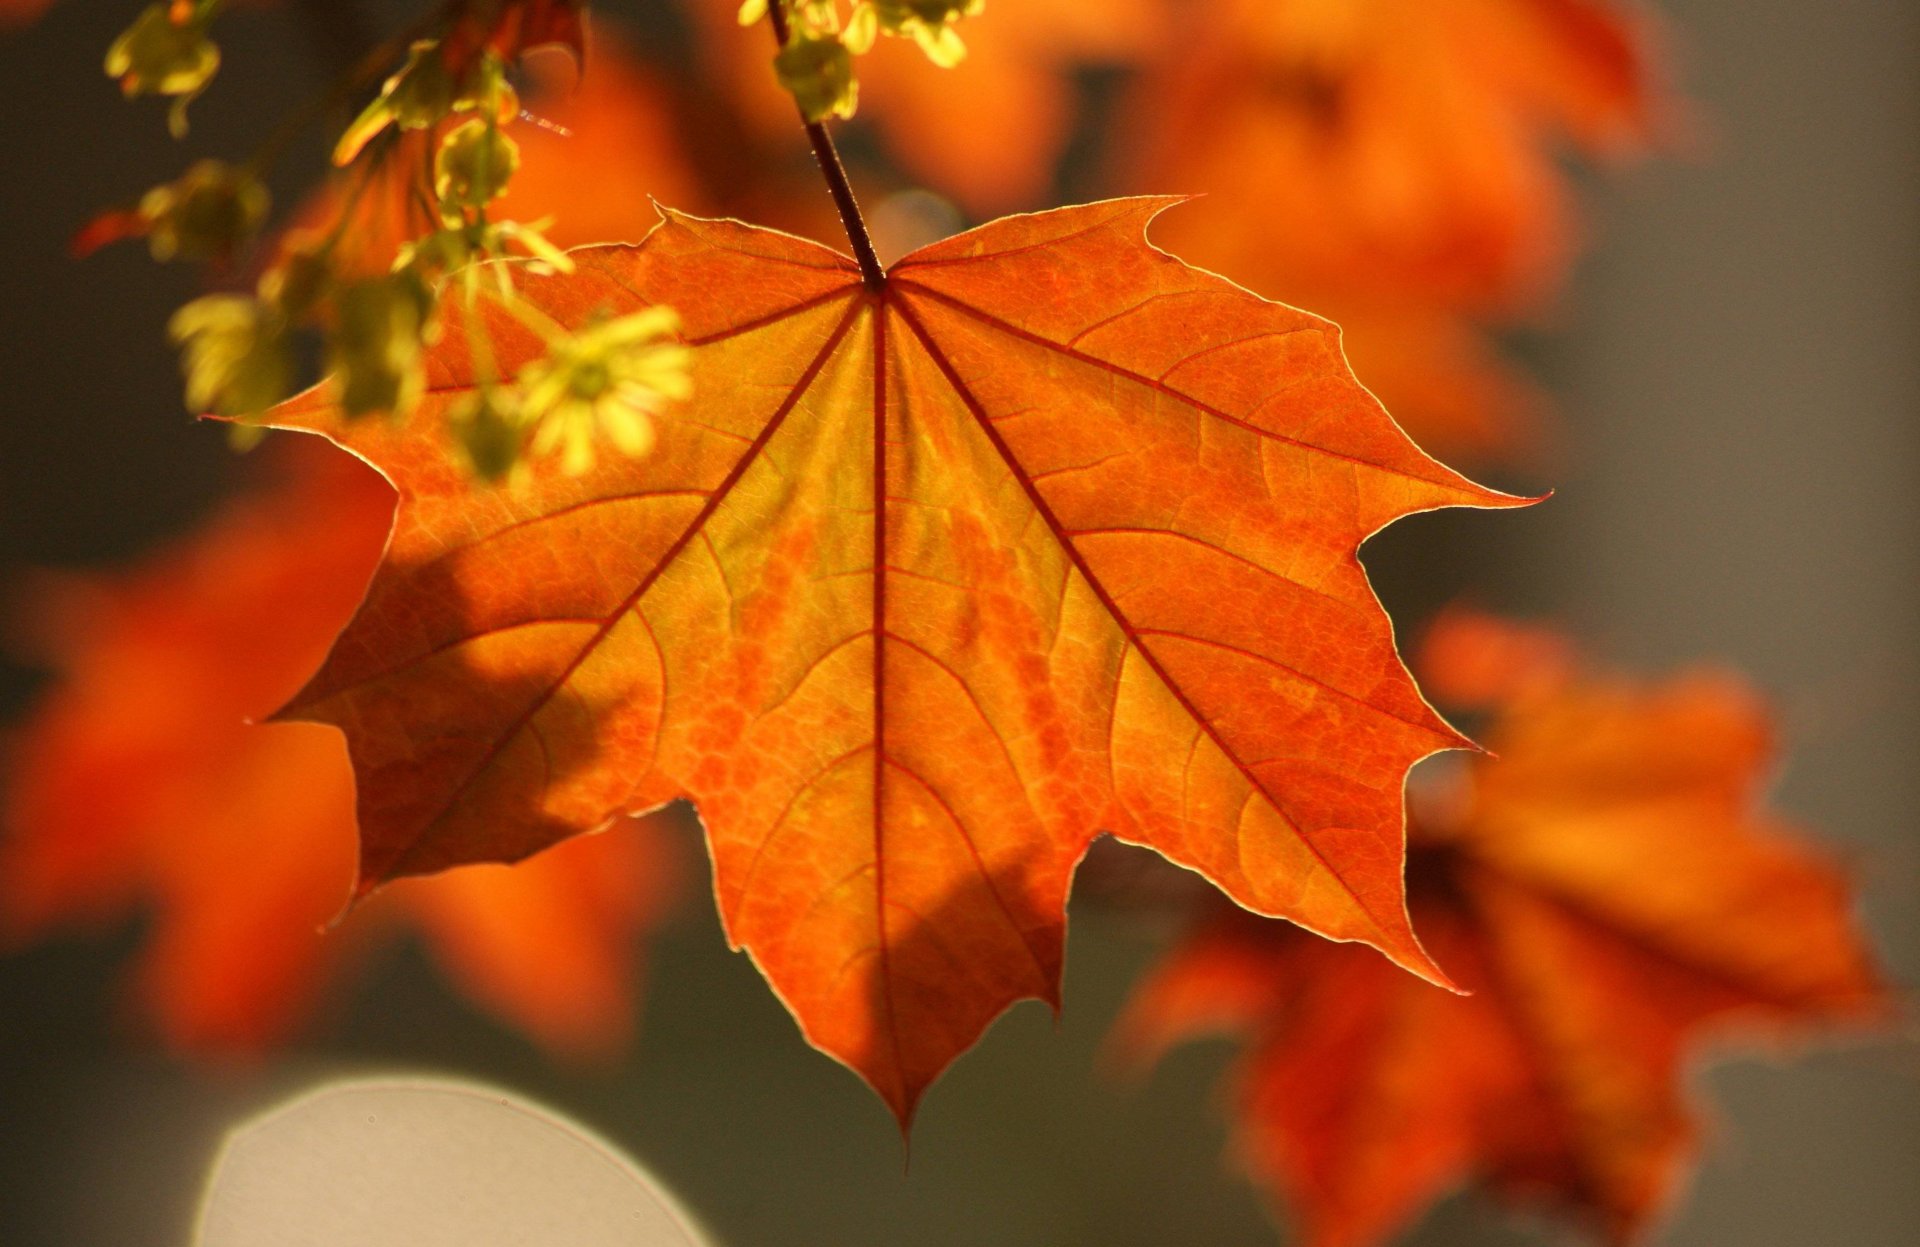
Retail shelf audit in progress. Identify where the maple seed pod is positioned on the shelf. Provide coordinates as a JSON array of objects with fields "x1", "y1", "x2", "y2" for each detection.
[
  {"x1": 435, "y1": 118, "x2": 522, "y2": 213},
  {"x1": 774, "y1": 32, "x2": 858, "y2": 123},
  {"x1": 169, "y1": 294, "x2": 292, "y2": 418},
  {"x1": 105, "y1": 2, "x2": 219, "y2": 134},
  {"x1": 140, "y1": 160, "x2": 268, "y2": 263}
]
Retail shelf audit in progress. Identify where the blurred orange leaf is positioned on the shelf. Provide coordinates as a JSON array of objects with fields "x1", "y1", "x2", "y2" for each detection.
[
  {"x1": 1114, "y1": 611, "x2": 1888, "y2": 1247},
  {"x1": 0, "y1": 437, "x2": 679, "y2": 1058},
  {"x1": 1119, "y1": 0, "x2": 1670, "y2": 461},
  {"x1": 264, "y1": 198, "x2": 1520, "y2": 1125}
]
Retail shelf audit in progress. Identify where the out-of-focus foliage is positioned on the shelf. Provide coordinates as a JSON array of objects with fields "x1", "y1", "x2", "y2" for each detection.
[
  {"x1": 0, "y1": 437, "x2": 682, "y2": 1057},
  {"x1": 1113, "y1": 0, "x2": 1669, "y2": 463},
  {"x1": 1114, "y1": 611, "x2": 1889, "y2": 1247}
]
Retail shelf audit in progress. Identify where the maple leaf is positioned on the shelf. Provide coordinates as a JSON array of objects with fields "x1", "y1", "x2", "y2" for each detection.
[
  {"x1": 0, "y1": 437, "x2": 680, "y2": 1057},
  {"x1": 262, "y1": 197, "x2": 1522, "y2": 1124},
  {"x1": 1112, "y1": 611, "x2": 1889, "y2": 1247}
]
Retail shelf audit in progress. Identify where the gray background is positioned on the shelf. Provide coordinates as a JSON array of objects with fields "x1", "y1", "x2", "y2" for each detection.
[{"x1": 1, "y1": 2, "x2": 1914, "y2": 1245}]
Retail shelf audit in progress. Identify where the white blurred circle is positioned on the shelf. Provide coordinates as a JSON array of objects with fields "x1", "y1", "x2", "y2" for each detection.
[{"x1": 194, "y1": 1077, "x2": 711, "y2": 1247}]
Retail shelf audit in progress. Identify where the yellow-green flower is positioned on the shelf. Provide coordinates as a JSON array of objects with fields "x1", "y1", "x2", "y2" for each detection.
[
  {"x1": 519, "y1": 307, "x2": 690, "y2": 475},
  {"x1": 435, "y1": 117, "x2": 521, "y2": 214},
  {"x1": 105, "y1": 2, "x2": 220, "y2": 135},
  {"x1": 869, "y1": 0, "x2": 980, "y2": 66},
  {"x1": 774, "y1": 31, "x2": 857, "y2": 123},
  {"x1": 329, "y1": 274, "x2": 433, "y2": 419},
  {"x1": 169, "y1": 294, "x2": 291, "y2": 418},
  {"x1": 334, "y1": 43, "x2": 518, "y2": 165},
  {"x1": 139, "y1": 160, "x2": 268, "y2": 263}
]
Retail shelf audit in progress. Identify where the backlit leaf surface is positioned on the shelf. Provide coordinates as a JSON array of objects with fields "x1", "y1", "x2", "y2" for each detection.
[{"x1": 269, "y1": 199, "x2": 1519, "y2": 1122}]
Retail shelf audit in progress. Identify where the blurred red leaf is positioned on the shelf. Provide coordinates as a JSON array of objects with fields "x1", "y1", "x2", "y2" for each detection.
[
  {"x1": 1113, "y1": 611, "x2": 1889, "y2": 1247},
  {"x1": 263, "y1": 198, "x2": 1519, "y2": 1125},
  {"x1": 0, "y1": 436, "x2": 680, "y2": 1057}
]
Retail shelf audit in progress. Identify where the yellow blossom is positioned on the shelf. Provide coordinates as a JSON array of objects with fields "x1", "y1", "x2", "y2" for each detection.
[
  {"x1": 436, "y1": 118, "x2": 521, "y2": 213},
  {"x1": 139, "y1": 160, "x2": 267, "y2": 262},
  {"x1": 105, "y1": 2, "x2": 220, "y2": 136},
  {"x1": 518, "y1": 307, "x2": 690, "y2": 475},
  {"x1": 168, "y1": 294, "x2": 291, "y2": 418}
]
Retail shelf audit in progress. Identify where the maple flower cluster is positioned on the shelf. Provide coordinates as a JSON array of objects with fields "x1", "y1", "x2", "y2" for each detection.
[
  {"x1": 92, "y1": 0, "x2": 690, "y2": 480},
  {"x1": 742, "y1": 0, "x2": 985, "y2": 121},
  {"x1": 106, "y1": 0, "x2": 220, "y2": 137}
]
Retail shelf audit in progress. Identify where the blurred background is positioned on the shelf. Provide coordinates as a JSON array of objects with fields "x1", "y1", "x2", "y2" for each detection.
[{"x1": 1, "y1": 1, "x2": 1915, "y2": 1244}]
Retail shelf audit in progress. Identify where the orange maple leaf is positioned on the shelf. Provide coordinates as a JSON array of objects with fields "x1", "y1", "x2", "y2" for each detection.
[
  {"x1": 0, "y1": 437, "x2": 680, "y2": 1058},
  {"x1": 262, "y1": 198, "x2": 1523, "y2": 1125},
  {"x1": 1113, "y1": 611, "x2": 1889, "y2": 1247}
]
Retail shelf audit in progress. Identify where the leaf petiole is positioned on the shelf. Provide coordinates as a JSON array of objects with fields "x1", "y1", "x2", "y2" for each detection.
[{"x1": 762, "y1": 1, "x2": 886, "y2": 291}]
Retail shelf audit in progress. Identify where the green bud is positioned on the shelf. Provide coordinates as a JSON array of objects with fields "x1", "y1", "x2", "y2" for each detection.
[
  {"x1": 140, "y1": 160, "x2": 268, "y2": 263},
  {"x1": 169, "y1": 294, "x2": 292, "y2": 418},
  {"x1": 774, "y1": 32, "x2": 857, "y2": 123},
  {"x1": 435, "y1": 118, "x2": 521, "y2": 213}
]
